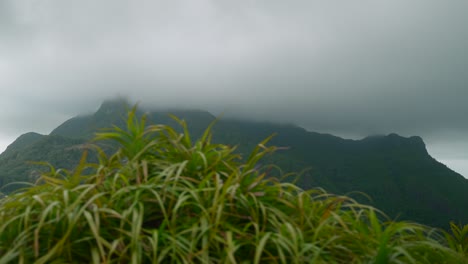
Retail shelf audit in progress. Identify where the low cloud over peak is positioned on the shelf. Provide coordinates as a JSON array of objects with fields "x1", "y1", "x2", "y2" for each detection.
[{"x1": 0, "y1": 1, "x2": 467, "y2": 166}]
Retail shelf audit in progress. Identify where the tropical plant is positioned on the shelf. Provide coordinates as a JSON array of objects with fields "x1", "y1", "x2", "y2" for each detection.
[
  {"x1": 0, "y1": 109, "x2": 466, "y2": 263},
  {"x1": 444, "y1": 222, "x2": 468, "y2": 256}
]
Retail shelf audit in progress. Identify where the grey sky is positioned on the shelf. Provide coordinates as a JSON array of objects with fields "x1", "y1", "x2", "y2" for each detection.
[{"x1": 0, "y1": 0, "x2": 467, "y2": 176}]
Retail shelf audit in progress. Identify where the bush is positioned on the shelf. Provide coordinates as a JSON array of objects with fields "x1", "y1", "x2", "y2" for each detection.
[{"x1": 0, "y1": 109, "x2": 466, "y2": 263}]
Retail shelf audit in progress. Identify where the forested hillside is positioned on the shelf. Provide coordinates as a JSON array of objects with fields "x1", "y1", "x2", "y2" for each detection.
[{"x1": 1, "y1": 99, "x2": 467, "y2": 228}]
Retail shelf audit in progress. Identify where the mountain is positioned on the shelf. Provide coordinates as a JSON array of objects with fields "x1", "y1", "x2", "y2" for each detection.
[
  {"x1": 0, "y1": 134, "x2": 87, "y2": 192},
  {"x1": 51, "y1": 98, "x2": 132, "y2": 138},
  {"x1": 1, "y1": 99, "x2": 467, "y2": 228},
  {"x1": 2, "y1": 132, "x2": 45, "y2": 155}
]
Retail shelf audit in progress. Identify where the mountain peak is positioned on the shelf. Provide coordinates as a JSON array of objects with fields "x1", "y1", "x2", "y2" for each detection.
[
  {"x1": 2, "y1": 132, "x2": 45, "y2": 155},
  {"x1": 386, "y1": 133, "x2": 427, "y2": 151},
  {"x1": 95, "y1": 97, "x2": 131, "y2": 117},
  {"x1": 361, "y1": 133, "x2": 428, "y2": 156}
]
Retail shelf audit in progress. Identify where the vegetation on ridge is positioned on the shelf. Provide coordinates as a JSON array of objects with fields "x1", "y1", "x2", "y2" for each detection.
[
  {"x1": 0, "y1": 109, "x2": 467, "y2": 263},
  {"x1": 1, "y1": 100, "x2": 468, "y2": 229}
]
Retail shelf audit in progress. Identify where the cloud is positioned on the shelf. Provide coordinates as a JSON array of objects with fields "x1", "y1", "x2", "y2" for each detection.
[{"x1": 0, "y1": 0, "x2": 468, "y2": 160}]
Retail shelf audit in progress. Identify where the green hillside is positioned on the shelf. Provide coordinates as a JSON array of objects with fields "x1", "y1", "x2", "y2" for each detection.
[
  {"x1": 0, "y1": 135, "x2": 87, "y2": 193},
  {"x1": 0, "y1": 99, "x2": 467, "y2": 229},
  {"x1": 1, "y1": 111, "x2": 466, "y2": 262}
]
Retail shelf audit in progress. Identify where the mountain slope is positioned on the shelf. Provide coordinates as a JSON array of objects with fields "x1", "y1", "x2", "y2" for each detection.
[
  {"x1": 0, "y1": 135, "x2": 87, "y2": 192},
  {"x1": 208, "y1": 120, "x2": 468, "y2": 227},
  {"x1": 2, "y1": 132, "x2": 45, "y2": 155},
  {"x1": 0, "y1": 100, "x2": 467, "y2": 228}
]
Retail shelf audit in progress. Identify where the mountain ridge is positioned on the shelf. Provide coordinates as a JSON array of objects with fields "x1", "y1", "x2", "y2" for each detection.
[{"x1": 0, "y1": 99, "x2": 467, "y2": 228}]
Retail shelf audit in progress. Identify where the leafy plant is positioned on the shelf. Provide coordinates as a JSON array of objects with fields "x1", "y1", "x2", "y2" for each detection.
[
  {"x1": 444, "y1": 222, "x2": 468, "y2": 256},
  {"x1": 0, "y1": 109, "x2": 466, "y2": 263}
]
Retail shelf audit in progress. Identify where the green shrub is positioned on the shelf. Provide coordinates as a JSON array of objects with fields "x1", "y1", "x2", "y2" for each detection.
[
  {"x1": 0, "y1": 109, "x2": 466, "y2": 263},
  {"x1": 444, "y1": 222, "x2": 468, "y2": 256}
]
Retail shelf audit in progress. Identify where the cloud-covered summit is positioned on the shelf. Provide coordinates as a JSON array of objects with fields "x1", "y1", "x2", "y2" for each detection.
[{"x1": 0, "y1": 1, "x2": 467, "y2": 166}]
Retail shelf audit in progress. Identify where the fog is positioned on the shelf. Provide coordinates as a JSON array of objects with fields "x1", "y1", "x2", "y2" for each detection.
[{"x1": 1, "y1": 0, "x2": 467, "y2": 176}]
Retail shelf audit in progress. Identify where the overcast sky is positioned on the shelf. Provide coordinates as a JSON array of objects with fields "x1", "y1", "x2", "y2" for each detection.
[{"x1": 1, "y1": 0, "x2": 467, "y2": 177}]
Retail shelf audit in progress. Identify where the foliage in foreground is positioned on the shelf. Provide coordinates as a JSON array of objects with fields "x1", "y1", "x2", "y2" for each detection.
[{"x1": 0, "y1": 110, "x2": 466, "y2": 263}]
